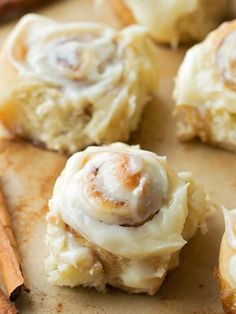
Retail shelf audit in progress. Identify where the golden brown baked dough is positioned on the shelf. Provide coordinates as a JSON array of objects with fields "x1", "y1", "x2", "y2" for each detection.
[
  {"x1": 174, "y1": 20, "x2": 236, "y2": 153},
  {"x1": 111, "y1": 0, "x2": 230, "y2": 45},
  {"x1": 219, "y1": 234, "x2": 236, "y2": 314},
  {"x1": 45, "y1": 143, "x2": 209, "y2": 295},
  {"x1": 0, "y1": 14, "x2": 158, "y2": 153},
  {"x1": 218, "y1": 207, "x2": 236, "y2": 314}
]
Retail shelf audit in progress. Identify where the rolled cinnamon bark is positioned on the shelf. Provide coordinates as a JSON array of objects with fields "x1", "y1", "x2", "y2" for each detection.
[
  {"x1": 0, "y1": 181, "x2": 29, "y2": 301},
  {"x1": 0, "y1": 288, "x2": 18, "y2": 314}
]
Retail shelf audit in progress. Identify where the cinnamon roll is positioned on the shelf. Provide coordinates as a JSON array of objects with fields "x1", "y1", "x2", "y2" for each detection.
[
  {"x1": 174, "y1": 20, "x2": 236, "y2": 153},
  {"x1": 219, "y1": 208, "x2": 236, "y2": 313},
  {"x1": 0, "y1": 14, "x2": 158, "y2": 153},
  {"x1": 45, "y1": 143, "x2": 209, "y2": 295},
  {"x1": 110, "y1": 0, "x2": 229, "y2": 45}
]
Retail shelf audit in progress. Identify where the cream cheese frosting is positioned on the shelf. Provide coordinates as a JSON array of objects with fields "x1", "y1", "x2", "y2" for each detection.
[
  {"x1": 45, "y1": 143, "x2": 209, "y2": 294},
  {"x1": 6, "y1": 16, "x2": 119, "y2": 96},
  {"x1": 222, "y1": 207, "x2": 236, "y2": 250},
  {"x1": 222, "y1": 207, "x2": 236, "y2": 285}
]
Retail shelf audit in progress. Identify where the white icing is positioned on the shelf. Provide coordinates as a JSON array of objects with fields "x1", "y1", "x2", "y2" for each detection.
[
  {"x1": 89, "y1": 153, "x2": 142, "y2": 204},
  {"x1": 50, "y1": 143, "x2": 189, "y2": 260},
  {"x1": 222, "y1": 206, "x2": 236, "y2": 249},
  {"x1": 6, "y1": 15, "x2": 118, "y2": 95},
  {"x1": 5, "y1": 14, "x2": 152, "y2": 101},
  {"x1": 123, "y1": 0, "x2": 198, "y2": 43},
  {"x1": 222, "y1": 207, "x2": 236, "y2": 286},
  {"x1": 45, "y1": 208, "x2": 94, "y2": 266},
  {"x1": 59, "y1": 151, "x2": 168, "y2": 226},
  {"x1": 229, "y1": 255, "x2": 236, "y2": 284}
]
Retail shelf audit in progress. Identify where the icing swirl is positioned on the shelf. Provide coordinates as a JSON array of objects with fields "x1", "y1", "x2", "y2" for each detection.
[
  {"x1": 60, "y1": 151, "x2": 167, "y2": 226},
  {"x1": 222, "y1": 207, "x2": 236, "y2": 285},
  {"x1": 7, "y1": 17, "x2": 121, "y2": 95},
  {"x1": 2, "y1": 14, "x2": 158, "y2": 153},
  {"x1": 50, "y1": 143, "x2": 189, "y2": 258},
  {"x1": 6, "y1": 14, "x2": 158, "y2": 100},
  {"x1": 222, "y1": 206, "x2": 236, "y2": 250}
]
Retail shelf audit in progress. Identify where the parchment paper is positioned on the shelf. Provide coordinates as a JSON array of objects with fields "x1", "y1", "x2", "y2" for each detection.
[{"x1": 0, "y1": 1, "x2": 234, "y2": 313}]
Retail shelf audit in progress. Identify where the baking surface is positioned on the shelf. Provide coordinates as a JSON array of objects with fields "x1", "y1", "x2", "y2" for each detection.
[{"x1": 0, "y1": 0, "x2": 235, "y2": 313}]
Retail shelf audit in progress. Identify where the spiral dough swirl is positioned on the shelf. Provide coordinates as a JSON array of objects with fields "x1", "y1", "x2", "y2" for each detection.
[
  {"x1": 51, "y1": 143, "x2": 191, "y2": 258},
  {"x1": 46, "y1": 143, "x2": 208, "y2": 294},
  {"x1": 0, "y1": 14, "x2": 158, "y2": 153}
]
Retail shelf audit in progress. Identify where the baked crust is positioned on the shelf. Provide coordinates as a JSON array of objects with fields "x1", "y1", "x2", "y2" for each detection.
[
  {"x1": 218, "y1": 234, "x2": 236, "y2": 314},
  {"x1": 174, "y1": 106, "x2": 236, "y2": 154},
  {"x1": 110, "y1": 0, "x2": 135, "y2": 26}
]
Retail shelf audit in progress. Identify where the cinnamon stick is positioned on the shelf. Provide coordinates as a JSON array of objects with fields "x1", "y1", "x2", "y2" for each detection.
[
  {"x1": 0, "y1": 288, "x2": 18, "y2": 314},
  {"x1": 0, "y1": 182, "x2": 29, "y2": 301}
]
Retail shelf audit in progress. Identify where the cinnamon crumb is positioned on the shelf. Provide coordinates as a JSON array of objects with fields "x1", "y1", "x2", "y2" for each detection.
[{"x1": 56, "y1": 302, "x2": 63, "y2": 313}]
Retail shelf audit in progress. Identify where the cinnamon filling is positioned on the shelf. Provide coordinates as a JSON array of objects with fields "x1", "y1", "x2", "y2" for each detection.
[
  {"x1": 87, "y1": 167, "x2": 127, "y2": 208},
  {"x1": 71, "y1": 152, "x2": 164, "y2": 226},
  {"x1": 117, "y1": 155, "x2": 141, "y2": 189}
]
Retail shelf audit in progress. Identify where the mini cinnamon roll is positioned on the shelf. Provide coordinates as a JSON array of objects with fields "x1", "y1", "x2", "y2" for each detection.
[
  {"x1": 0, "y1": 14, "x2": 158, "y2": 153},
  {"x1": 45, "y1": 143, "x2": 209, "y2": 295},
  {"x1": 174, "y1": 20, "x2": 236, "y2": 153},
  {"x1": 218, "y1": 208, "x2": 236, "y2": 313},
  {"x1": 110, "y1": 0, "x2": 229, "y2": 45}
]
